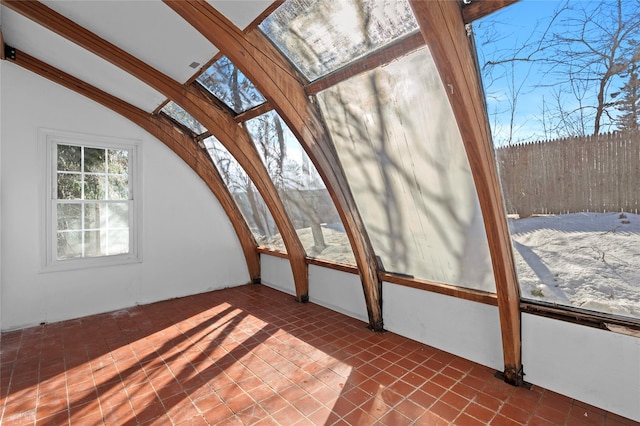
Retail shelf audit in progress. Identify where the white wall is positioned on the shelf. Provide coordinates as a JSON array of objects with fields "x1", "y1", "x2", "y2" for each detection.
[
  {"x1": 260, "y1": 254, "x2": 295, "y2": 296},
  {"x1": 0, "y1": 63, "x2": 249, "y2": 331},
  {"x1": 309, "y1": 265, "x2": 368, "y2": 322},
  {"x1": 523, "y1": 314, "x2": 640, "y2": 422},
  {"x1": 260, "y1": 256, "x2": 369, "y2": 322},
  {"x1": 383, "y1": 282, "x2": 504, "y2": 371}
]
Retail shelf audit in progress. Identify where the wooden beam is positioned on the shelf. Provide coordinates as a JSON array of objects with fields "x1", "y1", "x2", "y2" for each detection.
[
  {"x1": 2, "y1": 0, "x2": 310, "y2": 301},
  {"x1": 305, "y1": 32, "x2": 426, "y2": 95},
  {"x1": 462, "y1": 0, "x2": 520, "y2": 24},
  {"x1": 1, "y1": 28, "x2": 5, "y2": 60},
  {"x1": 380, "y1": 273, "x2": 499, "y2": 307},
  {"x1": 5, "y1": 48, "x2": 261, "y2": 281},
  {"x1": 409, "y1": 0, "x2": 523, "y2": 385},
  {"x1": 233, "y1": 102, "x2": 274, "y2": 124},
  {"x1": 165, "y1": 0, "x2": 385, "y2": 331}
]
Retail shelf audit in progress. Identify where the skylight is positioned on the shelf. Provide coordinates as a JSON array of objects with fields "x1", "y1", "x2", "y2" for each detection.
[
  {"x1": 160, "y1": 101, "x2": 207, "y2": 135},
  {"x1": 197, "y1": 56, "x2": 266, "y2": 114},
  {"x1": 260, "y1": 0, "x2": 419, "y2": 81}
]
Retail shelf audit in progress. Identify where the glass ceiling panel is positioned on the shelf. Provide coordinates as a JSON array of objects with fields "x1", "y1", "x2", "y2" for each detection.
[
  {"x1": 244, "y1": 111, "x2": 355, "y2": 265},
  {"x1": 203, "y1": 136, "x2": 285, "y2": 251},
  {"x1": 260, "y1": 0, "x2": 419, "y2": 82},
  {"x1": 197, "y1": 56, "x2": 266, "y2": 114},
  {"x1": 161, "y1": 101, "x2": 207, "y2": 135},
  {"x1": 316, "y1": 47, "x2": 496, "y2": 292},
  {"x1": 474, "y1": 0, "x2": 640, "y2": 318}
]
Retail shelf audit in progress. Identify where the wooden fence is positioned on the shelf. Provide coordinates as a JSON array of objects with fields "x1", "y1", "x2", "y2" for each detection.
[{"x1": 495, "y1": 132, "x2": 639, "y2": 216}]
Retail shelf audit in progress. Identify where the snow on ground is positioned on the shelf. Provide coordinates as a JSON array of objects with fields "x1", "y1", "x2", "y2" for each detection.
[{"x1": 509, "y1": 212, "x2": 640, "y2": 319}]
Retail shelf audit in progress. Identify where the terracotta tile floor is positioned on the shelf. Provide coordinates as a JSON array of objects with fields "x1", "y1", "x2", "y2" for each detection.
[{"x1": 1, "y1": 284, "x2": 638, "y2": 426}]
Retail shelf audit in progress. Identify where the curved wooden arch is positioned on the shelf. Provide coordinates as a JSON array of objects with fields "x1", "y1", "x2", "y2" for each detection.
[
  {"x1": 164, "y1": 0, "x2": 385, "y2": 331},
  {"x1": 6, "y1": 48, "x2": 261, "y2": 282},
  {"x1": 3, "y1": 0, "x2": 310, "y2": 302},
  {"x1": 408, "y1": 0, "x2": 523, "y2": 385}
]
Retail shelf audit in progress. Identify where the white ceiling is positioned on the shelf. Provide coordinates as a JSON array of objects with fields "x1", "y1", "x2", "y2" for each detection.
[{"x1": 1, "y1": 1, "x2": 274, "y2": 113}]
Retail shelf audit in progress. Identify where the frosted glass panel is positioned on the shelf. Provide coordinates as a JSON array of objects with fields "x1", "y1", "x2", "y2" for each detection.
[
  {"x1": 260, "y1": 0, "x2": 418, "y2": 81},
  {"x1": 317, "y1": 47, "x2": 495, "y2": 291},
  {"x1": 203, "y1": 136, "x2": 285, "y2": 251},
  {"x1": 245, "y1": 111, "x2": 355, "y2": 265}
]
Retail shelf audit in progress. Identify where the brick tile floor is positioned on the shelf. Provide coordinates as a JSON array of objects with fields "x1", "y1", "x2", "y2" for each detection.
[{"x1": 0, "y1": 284, "x2": 638, "y2": 425}]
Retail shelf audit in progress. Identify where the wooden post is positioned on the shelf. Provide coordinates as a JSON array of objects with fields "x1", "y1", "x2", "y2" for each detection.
[
  {"x1": 409, "y1": 0, "x2": 523, "y2": 385},
  {"x1": 164, "y1": 0, "x2": 385, "y2": 330}
]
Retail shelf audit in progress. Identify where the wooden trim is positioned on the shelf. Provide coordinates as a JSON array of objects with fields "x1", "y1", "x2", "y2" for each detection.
[
  {"x1": 1, "y1": 29, "x2": 5, "y2": 60},
  {"x1": 409, "y1": 0, "x2": 523, "y2": 385},
  {"x1": 234, "y1": 102, "x2": 274, "y2": 124},
  {"x1": 158, "y1": 111, "x2": 199, "y2": 139},
  {"x1": 6, "y1": 48, "x2": 261, "y2": 281},
  {"x1": 521, "y1": 302, "x2": 640, "y2": 331},
  {"x1": 305, "y1": 32, "x2": 426, "y2": 95},
  {"x1": 462, "y1": 0, "x2": 520, "y2": 24},
  {"x1": 306, "y1": 257, "x2": 359, "y2": 275},
  {"x1": 3, "y1": 0, "x2": 310, "y2": 302},
  {"x1": 381, "y1": 273, "x2": 499, "y2": 306},
  {"x1": 256, "y1": 246, "x2": 289, "y2": 259},
  {"x1": 245, "y1": 0, "x2": 283, "y2": 32},
  {"x1": 165, "y1": 0, "x2": 385, "y2": 331}
]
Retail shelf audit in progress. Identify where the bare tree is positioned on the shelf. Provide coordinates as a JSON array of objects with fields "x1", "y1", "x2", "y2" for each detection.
[{"x1": 476, "y1": 0, "x2": 640, "y2": 142}]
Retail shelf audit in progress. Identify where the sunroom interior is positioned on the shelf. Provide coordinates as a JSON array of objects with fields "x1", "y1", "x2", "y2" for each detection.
[{"x1": 0, "y1": 0, "x2": 639, "y2": 425}]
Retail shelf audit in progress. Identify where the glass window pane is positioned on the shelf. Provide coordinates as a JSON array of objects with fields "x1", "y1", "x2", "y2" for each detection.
[
  {"x1": 57, "y1": 173, "x2": 82, "y2": 199},
  {"x1": 108, "y1": 230, "x2": 130, "y2": 255},
  {"x1": 316, "y1": 47, "x2": 495, "y2": 291},
  {"x1": 84, "y1": 147, "x2": 106, "y2": 173},
  {"x1": 84, "y1": 175, "x2": 106, "y2": 200},
  {"x1": 57, "y1": 144, "x2": 81, "y2": 171},
  {"x1": 197, "y1": 56, "x2": 266, "y2": 114},
  {"x1": 203, "y1": 136, "x2": 285, "y2": 251},
  {"x1": 260, "y1": 0, "x2": 419, "y2": 81},
  {"x1": 108, "y1": 203, "x2": 129, "y2": 229},
  {"x1": 161, "y1": 101, "x2": 207, "y2": 134},
  {"x1": 108, "y1": 176, "x2": 129, "y2": 200},
  {"x1": 245, "y1": 111, "x2": 355, "y2": 264},
  {"x1": 108, "y1": 149, "x2": 128, "y2": 175},
  {"x1": 84, "y1": 230, "x2": 103, "y2": 257},
  {"x1": 57, "y1": 231, "x2": 82, "y2": 260},
  {"x1": 84, "y1": 203, "x2": 104, "y2": 230},
  {"x1": 57, "y1": 203, "x2": 82, "y2": 231},
  {"x1": 474, "y1": 0, "x2": 640, "y2": 318}
]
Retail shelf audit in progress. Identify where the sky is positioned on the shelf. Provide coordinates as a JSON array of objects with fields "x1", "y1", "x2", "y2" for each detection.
[{"x1": 472, "y1": 0, "x2": 639, "y2": 146}]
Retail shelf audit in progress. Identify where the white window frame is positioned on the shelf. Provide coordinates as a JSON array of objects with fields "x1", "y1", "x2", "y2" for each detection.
[{"x1": 40, "y1": 129, "x2": 142, "y2": 271}]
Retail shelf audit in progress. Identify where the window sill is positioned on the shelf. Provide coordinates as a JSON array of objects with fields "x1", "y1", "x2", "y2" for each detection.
[{"x1": 41, "y1": 254, "x2": 141, "y2": 273}]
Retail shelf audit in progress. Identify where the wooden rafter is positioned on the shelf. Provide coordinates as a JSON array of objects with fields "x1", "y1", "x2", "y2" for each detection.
[
  {"x1": 409, "y1": 0, "x2": 523, "y2": 385},
  {"x1": 462, "y1": 0, "x2": 520, "y2": 24},
  {"x1": 164, "y1": 0, "x2": 385, "y2": 331},
  {"x1": 2, "y1": 0, "x2": 310, "y2": 302},
  {"x1": 4, "y1": 48, "x2": 261, "y2": 281},
  {"x1": 305, "y1": 32, "x2": 426, "y2": 95}
]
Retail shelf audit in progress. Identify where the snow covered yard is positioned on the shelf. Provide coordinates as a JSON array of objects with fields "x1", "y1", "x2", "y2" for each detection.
[{"x1": 510, "y1": 212, "x2": 640, "y2": 319}]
